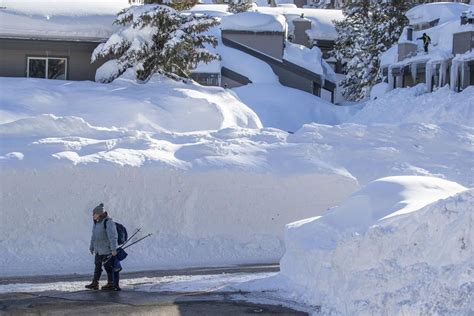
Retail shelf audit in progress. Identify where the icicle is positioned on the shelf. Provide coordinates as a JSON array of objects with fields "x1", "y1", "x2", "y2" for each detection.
[
  {"x1": 450, "y1": 59, "x2": 458, "y2": 91},
  {"x1": 439, "y1": 60, "x2": 447, "y2": 87},
  {"x1": 426, "y1": 61, "x2": 433, "y2": 92},
  {"x1": 461, "y1": 61, "x2": 466, "y2": 90},
  {"x1": 410, "y1": 63, "x2": 417, "y2": 82},
  {"x1": 388, "y1": 66, "x2": 394, "y2": 90}
]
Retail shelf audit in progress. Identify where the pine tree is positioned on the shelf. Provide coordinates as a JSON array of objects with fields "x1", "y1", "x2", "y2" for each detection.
[
  {"x1": 93, "y1": 3, "x2": 219, "y2": 83},
  {"x1": 129, "y1": 0, "x2": 197, "y2": 11},
  {"x1": 308, "y1": 0, "x2": 347, "y2": 9},
  {"x1": 332, "y1": 0, "x2": 410, "y2": 101},
  {"x1": 227, "y1": 0, "x2": 254, "y2": 14}
]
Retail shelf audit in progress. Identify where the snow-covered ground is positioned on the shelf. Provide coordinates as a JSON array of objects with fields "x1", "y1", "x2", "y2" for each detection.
[
  {"x1": 0, "y1": 2, "x2": 473, "y2": 314},
  {"x1": 1, "y1": 74, "x2": 472, "y2": 278}
]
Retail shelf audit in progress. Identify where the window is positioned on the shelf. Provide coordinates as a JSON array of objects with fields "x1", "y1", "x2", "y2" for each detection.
[{"x1": 27, "y1": 57, "x2": 67, "y2": 80}]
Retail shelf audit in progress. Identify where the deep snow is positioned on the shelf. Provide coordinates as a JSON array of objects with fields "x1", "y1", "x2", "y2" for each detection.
[{"x1": 1, "y1": 73, "x2": 473, "y2": 276}]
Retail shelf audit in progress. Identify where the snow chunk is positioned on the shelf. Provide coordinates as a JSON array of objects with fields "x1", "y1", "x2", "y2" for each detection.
[
  {"x1": 220, "y1": 12, "x2": 286, "y2": 32},
  {"x1": 0, "y1": 152, "x2": 24, "y2": 161}
]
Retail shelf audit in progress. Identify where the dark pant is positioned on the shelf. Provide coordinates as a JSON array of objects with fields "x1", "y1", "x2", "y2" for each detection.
[
  {"x1": 424, "y1": 44, "x2": 429, "y2": 53},
  {"x1": 93, "y1": 254, "x2": 115, "y2": 285}
]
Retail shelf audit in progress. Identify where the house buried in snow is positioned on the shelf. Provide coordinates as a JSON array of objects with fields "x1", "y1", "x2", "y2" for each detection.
[
  {"x1": 218, "y1": 11, "x2": 337, "y2": 102},
  {"x1": 381, "y1": 2, "x2": 474, "y2": 92},
  {"x1": 0, "y1": 2, "x2": 339, "y2": 103}
]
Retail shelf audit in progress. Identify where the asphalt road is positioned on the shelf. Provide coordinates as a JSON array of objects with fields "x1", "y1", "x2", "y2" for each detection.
[{"x1": 0, "y1": 264, "x2": 310, "y2": 316}]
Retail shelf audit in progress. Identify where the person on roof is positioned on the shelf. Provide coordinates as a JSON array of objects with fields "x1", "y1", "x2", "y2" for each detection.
[{"x1": 417, "y1": 33, "x2": 431, "y2": 53}]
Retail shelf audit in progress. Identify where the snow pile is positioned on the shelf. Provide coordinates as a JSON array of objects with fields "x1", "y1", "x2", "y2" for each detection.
[
  {"x1": 347, "y1": 84, "x2": 474, "y2": 126},
  {"x1": 279, "y1": 176, "x2": 472, "y2": 315},
  {"x1": 0, "y1": 0, "x2": 128, "y2": 40},
  {"x1": 0, "y1": 75, "x2": 262, "y2": 132},
  {"x1": 220, "y1": 12, "x2": 287, "y2": 32}
]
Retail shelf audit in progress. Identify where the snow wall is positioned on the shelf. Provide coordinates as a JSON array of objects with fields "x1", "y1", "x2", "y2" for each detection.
[{"x1": 0, "y1": 166, "x2": 357, "y2": 276}]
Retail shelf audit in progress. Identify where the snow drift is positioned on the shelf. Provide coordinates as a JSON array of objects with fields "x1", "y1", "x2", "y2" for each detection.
[
  {"x1": 278, "y1": 176, "x2": 473, "y2": 315},
  {"x1": 0, "y1": 75, "x2": 262, "y2": 132}
]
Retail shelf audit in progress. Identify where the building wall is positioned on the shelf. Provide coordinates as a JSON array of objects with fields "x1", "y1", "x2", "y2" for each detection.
[
  {"x1": 221, "y1": 31, "x2": 285, "y2": 60},
  {"x1": 0, "y1": 38, "x2": 106, "y2": 81},
  {"x1": 452, "y1": 31, "x2": 474, "y2": 55},
  {"x1": 221, "y1": 75, "x2": 246, "y2": 88},
  {"x1": 292, "y1": 19, "x2": 312, "y2": 47},
  {"x1": 398, "y1": 42, "x2": 417, "y2": 61},
  {"x1": 190, "y1": 72, "x2": 221, "y2": 86}
]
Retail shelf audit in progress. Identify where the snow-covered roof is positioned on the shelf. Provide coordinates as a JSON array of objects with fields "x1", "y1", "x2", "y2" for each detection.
[
  {"x1": 193, "y1": 59, "x2": 222, "y2": 73},
  {"x1": 381, "y1": 4, "x2": 474, "y2": 68},
  {"x1": 257, "y1": 7, "x2": 343, "y2": 41},
  {"x1": 220, "y1": 12, "x2": 287, "y2": 33},
  {"x1": 283, "y1": 42, "x2": 335, "y2": 79},
  {"x1": 0, "y1": 0, "x2": 128, "y2": 41},
  {"x1": 405, "y1": 2, "x2": 470, "y2": 26}
]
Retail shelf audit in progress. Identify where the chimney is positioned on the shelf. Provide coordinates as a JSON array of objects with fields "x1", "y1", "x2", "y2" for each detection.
[
  {"x1": 407, "y1": 26, "x2": 413, "y2": 41},
  {"x1": 461, "y1": 11, "x2": 468, "y2": 25},
  {"x1": 292, "y1": 18, "x2": 312, "y2": 48}
]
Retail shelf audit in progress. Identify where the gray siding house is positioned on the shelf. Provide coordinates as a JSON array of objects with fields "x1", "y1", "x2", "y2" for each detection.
[
  {"x1": 0, "y1": 38, "x2": 107, "y2": 81},
  {"x1": 1, "y1": 5, "x2": 339, "y2": 103},
  {"x1": 0, "y1": 5, "x2": 122, "y2": 81}
]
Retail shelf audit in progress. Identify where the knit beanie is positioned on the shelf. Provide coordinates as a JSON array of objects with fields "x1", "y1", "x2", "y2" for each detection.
[{"x1": 93, "y1": 203, "x2": 105, "y2": 215}]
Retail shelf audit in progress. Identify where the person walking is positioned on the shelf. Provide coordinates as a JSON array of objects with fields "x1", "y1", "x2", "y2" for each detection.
[
  {"x1": 417, "y1": 33, "x2": 431, "y2": 53},
  {"x1": 85, "y1": 203, "x2": 121, "y2": 291}
]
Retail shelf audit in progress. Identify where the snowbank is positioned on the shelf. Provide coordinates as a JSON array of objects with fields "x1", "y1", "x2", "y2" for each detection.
[
  {"x1": 347, "y1": 84, "x2": 474, "y2": 127},
  {"x1": 0, "y1": 167, "x2": 357, "y2": 276},
  {"x1": 0, "y1": 75, "x2": 262, "y2": 132},
  {"x1": 220, "y1": 12, "x2": 287, "y2": 32},
  {"x1": 279, "y1": 176, "x2": 472, "y2": 315},
  {"x1": 0, "y1": 0, "x2": 127, "y2": 41}
]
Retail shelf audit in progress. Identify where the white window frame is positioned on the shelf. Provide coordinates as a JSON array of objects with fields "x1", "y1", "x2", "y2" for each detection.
[{"x1": 27, "y1": 57, "x2": 68, "y2": 80}]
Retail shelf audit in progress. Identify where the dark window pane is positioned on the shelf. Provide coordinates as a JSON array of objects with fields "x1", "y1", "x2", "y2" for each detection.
[
  {"x1": 48, "y1": 59, "x2": 66, "y2": 80},
  {"x1": 28, "y1": 59, "x2": 46, "y2": 78}
]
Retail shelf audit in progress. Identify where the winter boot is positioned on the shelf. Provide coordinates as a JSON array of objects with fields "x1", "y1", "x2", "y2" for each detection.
[
  {"x1": 101, "y1": 282, "x2": 115, "y2": 290},
  {"x1": 85, "y1": 280, "x2": 99, "y2": 290}
]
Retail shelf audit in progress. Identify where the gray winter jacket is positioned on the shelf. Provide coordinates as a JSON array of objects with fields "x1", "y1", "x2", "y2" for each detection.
[{"x1": 89, "y1": 214, "x2": 118, "y2": 255}]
